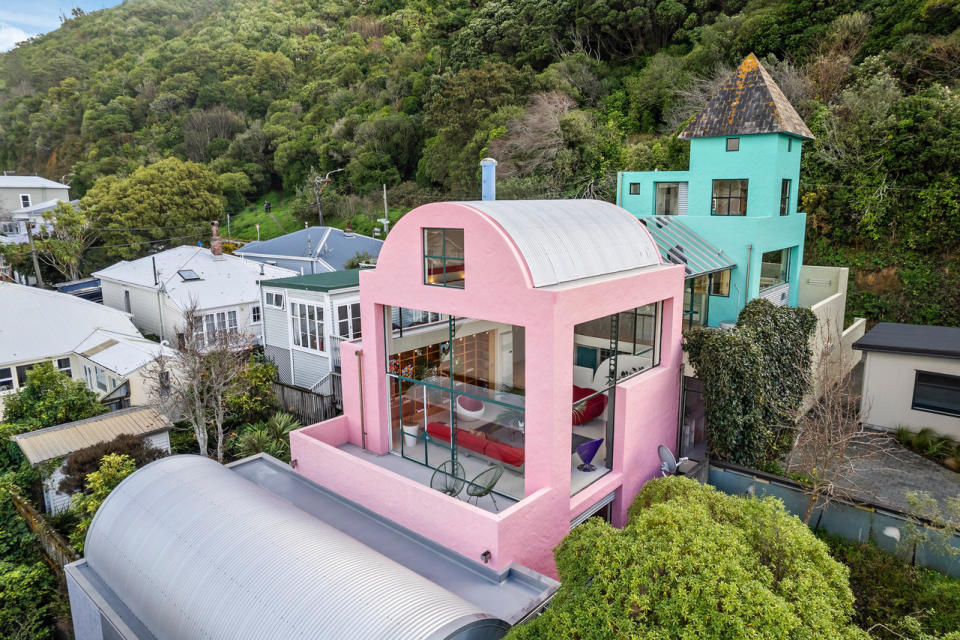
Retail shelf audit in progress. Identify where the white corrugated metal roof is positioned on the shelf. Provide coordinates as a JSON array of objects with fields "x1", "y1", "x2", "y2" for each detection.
[
  {"x1": 75, "y1": 330, "x2": 177, "y2": 376},
  {"x1": 82, "y1": 455, "x2": 505, "y2": 640},
  {"x1": 92, "y1": 245, "x2": 296, "y2": 311},
  {"x1": 0, "y1": 176, "x2": 70, "y2": 190},
  {"x1": 11, "y1": 406, "x2": 171, "y2": 464},
  {"x1": 0, "y1": 282, "x2": 141, "y2": 364},
  {"x1": 459, "y1": 200, "x2": 661, "y2": 287}
]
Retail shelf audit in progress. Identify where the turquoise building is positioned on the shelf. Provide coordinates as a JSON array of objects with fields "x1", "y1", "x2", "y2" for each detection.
[{"x1": 617, "y1": 54, "x2": 813, "y2": 328}]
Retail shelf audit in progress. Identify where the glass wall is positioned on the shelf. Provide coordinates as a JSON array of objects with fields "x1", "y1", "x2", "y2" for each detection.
[
  {"x1": 571, "y1": 302, "x2": 663, "y2": 495},
  {"x1": 759, "y1": 248, "x2": 790, "y2": 292},
  {"x1": 682, "y1": 276, "x2": 709, "y2": 329},
  {"x1": 385, "y1": 306, "x2": 526, "y2": 501}
]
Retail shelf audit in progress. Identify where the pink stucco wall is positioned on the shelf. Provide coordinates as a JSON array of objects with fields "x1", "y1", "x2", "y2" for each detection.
[{"x1": 291, "y1": 201, "x2": 685, "y2": 577}]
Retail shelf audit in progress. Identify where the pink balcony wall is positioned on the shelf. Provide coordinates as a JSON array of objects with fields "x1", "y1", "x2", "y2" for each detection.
[{"x1": 290, "y1": 201, "x2": 685, "y2": 577}]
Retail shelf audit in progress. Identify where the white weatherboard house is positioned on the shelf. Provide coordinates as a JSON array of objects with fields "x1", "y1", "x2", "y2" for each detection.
[
  {"x1": 260, "y1": 270, "x2": 361, "y2": 395},
  {"x1": 0, "y1": 175, "x2": 70, "y2": 218},
  {"x1": 93, "y1": 243, "x2": 295, "y2": 347},
  {"x1": 0, "y1": 283, "x2": 176, "y2": 415},
  {"x1": 11, "y1": 406, "x2": 172, "y2": 513},
  {"x1": 854, "y1": 323, "x2": 960, "y2": 440}
]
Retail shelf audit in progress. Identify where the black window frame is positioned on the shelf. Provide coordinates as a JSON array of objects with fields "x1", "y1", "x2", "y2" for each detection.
[
  {"x1": 912, "y1": 370, "x2": 960, "y2": 418},
  {"x1": 726, "y1": 137, "x2": 740, "y2": 152},
  {"x1": 0, "y1": 367, "x2": 12, "y2": 392},
  {"x1": 422, "y1": 227, "x2": 465, "y2": 289},
  {"x1": 780, "y1": 179, "x2": 791, "y2": 216},
  {"x1": 629, "y1": 183, "x2": 641, "y2": 195},
  {"x1": 711, "y1": 179, "x2": 748, "y2": 216}
]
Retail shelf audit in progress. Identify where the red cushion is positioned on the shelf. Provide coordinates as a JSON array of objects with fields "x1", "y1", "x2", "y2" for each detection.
[
  {"x1": 427, "y1": 422, "x2": 451, "y2": 442},
  {"x1": 572, "y1": 386, "x2": 608, "y2": 425},
  {"x1": 484, "y1": 440, "x2": 525, "y2": 467},
  {"x1": 425, "y1": 422, "x2": 524, "y2": 467}
]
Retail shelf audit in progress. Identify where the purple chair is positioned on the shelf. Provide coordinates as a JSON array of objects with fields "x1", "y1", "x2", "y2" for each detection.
[{"x1": 576, "y1": 438, "x2": 604, "y2": 472}]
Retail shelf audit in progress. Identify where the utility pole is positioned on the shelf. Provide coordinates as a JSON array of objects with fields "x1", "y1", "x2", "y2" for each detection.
[
  {"x1": 227, "y1": 213, "x2": 231, "y2": 238},
  {"x1": 314, "y1": 168, "x2": 344, "y2": 226},
  {"x1": 25, "y1": 221, "x2": 44, "y2": 288}
]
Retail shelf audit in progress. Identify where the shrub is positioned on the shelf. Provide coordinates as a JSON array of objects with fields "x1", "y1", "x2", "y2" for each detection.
[
  {"x1": 509, "y1": 476, "x2": 866, "y2": 640},
  {"x1": 2, "y1": 363, "x2": 106, "y2": 429},
  {"x1": 232, "y1": 412, "x2": 301, "y2": 462},
  {"x1": 58, "y1": 433, "x2": 167, "y2": 495},
  {"x1": 70, "y1": 454, "x2": 136, "y2": 553}
]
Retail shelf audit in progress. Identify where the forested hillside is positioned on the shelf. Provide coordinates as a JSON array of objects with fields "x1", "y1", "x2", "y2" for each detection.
[{"x1": 1, "y1": 0, "x2": 959, "y2": 324}]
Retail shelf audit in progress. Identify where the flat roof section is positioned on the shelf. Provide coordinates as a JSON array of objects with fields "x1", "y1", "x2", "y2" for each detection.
[{"x1": 852, "y1": 322, "x2": 960, "y2": 360}]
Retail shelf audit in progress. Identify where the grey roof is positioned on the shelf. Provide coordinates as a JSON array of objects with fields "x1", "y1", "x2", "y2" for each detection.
[
  {"x1": 237, "y1": 227, "x2": 383, "y2": 272},
  {"x1": 11, "y1": 198, "x2": 78, "y2": 216},
  {"x1": 853, "y1": 323, "x2": 960, "y2": 359},
  {"x1": 459, "y1": 200, "x2": 662, "y2": 288},
  {"x1": 0, "y1": 176, "x2": 70, "y2": 190},
  {"x1": 72, "y1": 455, "x2": 556, "y2": 639},
  {"x1": 639, "y1": 216, "x2": 736, "y2": 278},
  {"x1": 679, "y1": 54, "x2": 814, "y2": 141}
]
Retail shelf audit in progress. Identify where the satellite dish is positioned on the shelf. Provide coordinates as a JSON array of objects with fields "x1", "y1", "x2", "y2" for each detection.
[{"x1": 658, "y1": 445, "x2": 689, "y2": 477}]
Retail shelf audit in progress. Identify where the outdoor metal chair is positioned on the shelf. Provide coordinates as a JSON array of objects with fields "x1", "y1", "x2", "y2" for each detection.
[
  {"x1": 465, "y1": 465, "x2": 504, "y2": 511},
  {"x1": 430, "y1": 460, "x2": 466, "y2": 497}
]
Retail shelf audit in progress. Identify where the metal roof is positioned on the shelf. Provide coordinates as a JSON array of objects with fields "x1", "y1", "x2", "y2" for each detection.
[
  {"x1": 92, "y1": 246, "x2": 295, "y2": 311},
  {"x1": 11, "y1": 406, "x2": 171, "y2": 464},
  {"x1": 74, "y1": 330, "x2": 177, "y2": 377},
  {"x1": 459, "y1": 200, "x2": 662, "y2": 288},
  {"x1": 853, "y1": 322, "x2": 960, "y2": 359},
  {"x1": 0, "y1": 176, "x2": 70, "y2": 190},
  {"x1": 73, "y1": 455, "x2": 546, "y2": 640},
  {"x1": 0, "y1": 282, "x2": 142, "y2": 364},
  {"x1": 679, "y1": 54, "x2": 814, "y2": 141},
  {"x1": 237, "y1": 226, "x2": 384, "y2": 272},
  {"x1": 639, "y1": 216, "x2": 736, "y2": 278},
  {"x1": 261, "y1": 268, "x2": 362, "y2": 293},
  {"x1": 11, "y1": 198, "x2": 78, "y2": 216}
]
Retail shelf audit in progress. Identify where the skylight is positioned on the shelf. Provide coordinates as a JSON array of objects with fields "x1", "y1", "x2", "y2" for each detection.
[{"x1": 178, "y1": 269, "x2": 200, "y2": 281}]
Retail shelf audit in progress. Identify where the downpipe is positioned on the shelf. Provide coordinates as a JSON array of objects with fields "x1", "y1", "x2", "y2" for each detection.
[{"x1": 356, "y1": 350, "x2": 367, "y2": 450}]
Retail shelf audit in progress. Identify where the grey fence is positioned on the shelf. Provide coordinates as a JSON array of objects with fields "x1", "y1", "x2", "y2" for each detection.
[
  {"x1": 273, "y1": 381, "x2": 338, "y2": 425},
  {"x1": 708, "y1": 461, "x2": 960, "y2": 577}
]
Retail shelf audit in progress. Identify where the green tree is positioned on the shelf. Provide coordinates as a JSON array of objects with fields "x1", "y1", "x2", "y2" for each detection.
[
  {"x1": 82, "y1": 157, "x2": 224, "y2": 259},
  {"x1": 2, "y1": 362, "x2": 106, "y2": 429},
  {"x1": 69, "y1": 453, "x2": 136, "y2": 553},
  {"x1": 508, "y1": 476, "x2": 866, "y2": 640},
  {"x1": 33, "y1": 202, "x2": 98, "y2": 281},
  {"x1": 232, "y1": 412, "x2": 301, "y2": 461}
]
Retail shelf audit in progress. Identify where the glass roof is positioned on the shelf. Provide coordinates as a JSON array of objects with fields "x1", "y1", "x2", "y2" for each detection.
[{"x1": 639, "y1": 216, "x2": 736, "y2": 278}]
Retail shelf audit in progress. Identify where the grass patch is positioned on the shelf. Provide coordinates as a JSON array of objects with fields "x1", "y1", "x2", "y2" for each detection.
[
  {"x1": 822, "y1": 534, "x2": 960, "y2": 637},
  {"x1": 226, "y1": 191, "x2": 302, "y2": 241}
]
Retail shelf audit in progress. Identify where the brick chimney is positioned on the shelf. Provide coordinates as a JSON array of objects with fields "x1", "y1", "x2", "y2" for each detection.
[{"x1": 210, "y1": 220, "x2": 223, "y2": 258}]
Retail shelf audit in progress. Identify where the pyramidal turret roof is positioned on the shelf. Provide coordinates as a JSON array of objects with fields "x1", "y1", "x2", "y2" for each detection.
[{"x1": 679, "y1": 54, "x2": 814, "y2": 141}]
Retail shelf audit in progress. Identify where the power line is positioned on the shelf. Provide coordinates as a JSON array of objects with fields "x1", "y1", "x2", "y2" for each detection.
[{"x1": 84, "y1": 233, "x2": 208, "y2": 250}]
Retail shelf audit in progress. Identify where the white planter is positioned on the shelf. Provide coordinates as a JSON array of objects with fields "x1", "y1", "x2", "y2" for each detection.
[{"x1": 402, "y1": 424, "x2": 420, "y2": 448}]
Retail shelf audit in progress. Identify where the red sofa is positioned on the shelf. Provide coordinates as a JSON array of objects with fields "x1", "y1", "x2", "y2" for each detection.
[{"x1": 426, "y1": 422, "x2": 524, "y2": 468}]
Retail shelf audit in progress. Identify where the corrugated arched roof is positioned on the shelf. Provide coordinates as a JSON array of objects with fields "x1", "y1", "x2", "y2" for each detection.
[
  {"x1": 458, "y1": 199, "x2": 661, "y2": 288},
  {"x1": 84, "y1": 456, "x2": 508, "y2": 640}
]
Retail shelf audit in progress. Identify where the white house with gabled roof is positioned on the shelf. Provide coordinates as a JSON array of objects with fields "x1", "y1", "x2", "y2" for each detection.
[
  {"x1": 93, "y1": 240, "x2": 295, "y2": 347},
  {"x1": 0, "y1": 283, "x2": 176, "y2": 416}
]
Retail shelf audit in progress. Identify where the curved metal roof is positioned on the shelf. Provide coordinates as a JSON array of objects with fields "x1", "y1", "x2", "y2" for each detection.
[
  {"x1": 84, "y1": 456, "x2": 507, "y2": 640},
  {"x1": 459, "y1": 199, "x2": 661, "y2": 288}
]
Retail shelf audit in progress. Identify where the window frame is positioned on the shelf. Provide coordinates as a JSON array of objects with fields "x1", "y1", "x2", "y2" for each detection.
[
  {"x1": 251, "y1": 305, "x2": 262, "y2": 324},
  {"x1": 0, "y1": 367, "x2": 12, "y2": 392},
  {"x1": 264, "y1": 291, "x2": 285, "y2": 309},
  {"x1": 912, "y1": 370, "x2": 960, "y2": 418},
  {"x1": 628, "y1": 183, "x2": 641, "y2": 195},
  {"x1": 711, "y1": 179, "x2": 748, "y2": 216},
  {"x1": 758, "y1": 248, "x2": 791, "y2": 292},
  {"x1": 289, "y1": 299, "x2": 326, "y2": 353},
  {"x1": 19, "y1": 194, "x2": 30, "y2": 208},
  {"x1": 337, "y1": 302, "x2": 362, "y2": 339},
  {"x1": 56, "y1": 357, "x2": 72, "y2": 378},
  {"x1": 94, "y1": 366, "x2": 108, "y2": 392},
  {"x1": 725, "y1": 137, "x2": 740, "y2": 152},
  {"x1": 709, "y1": 270, "x2": 731, "y2": 297},
  {"x1": 422, "y1": 227, "x2": 465, "y2": 289},
  {"x1": 654, "y1": 182, "x2": 681, "y2": 216},
  {"x1": 780, "y1": 179, "x2": 791, "y2": 216}
]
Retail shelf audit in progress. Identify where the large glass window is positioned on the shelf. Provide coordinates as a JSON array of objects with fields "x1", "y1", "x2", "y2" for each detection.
[
  {"x1": 759, "y1": 248, "x2": 790, "y2": 292},
  {"x1": 572, "y1": 302, "x2": 662, "y2": 495},
  {"x1": 291, "y1": 301, "x2": 324, "y2": 351},
  {"x1": 683, "y1": 276, "x2": 709, "y2": 329},
  {"x1": 712, "y1": 179, "x2": 748, "y2": 216},
  {"x1": 423, "y1": 228, "x2": 465, "y2": 288},
  {"x1": 913, "y1": 371, "x2": 960, "y2": 417},
  {"x1": 780, "y1": 179, "x2": 791, "y2": 216},
  {"x1": 385, "y1": 306, "x2": 525, "y2": 502},
  {"x1": 655, "y1": 183, "x2": 680, "y2": 215}
]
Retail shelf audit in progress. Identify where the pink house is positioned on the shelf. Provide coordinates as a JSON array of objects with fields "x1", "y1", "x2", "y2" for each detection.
[{"x1": 290, "y1": 199, "x2": 685, "y2": 578}]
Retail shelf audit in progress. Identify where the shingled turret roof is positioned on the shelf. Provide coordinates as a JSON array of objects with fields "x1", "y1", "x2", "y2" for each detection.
[{"x1": 679, "y1": 54, "x2": 814, "y2": 141}]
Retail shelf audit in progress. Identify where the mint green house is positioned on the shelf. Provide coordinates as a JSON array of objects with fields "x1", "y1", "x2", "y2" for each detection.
[{"x1": 617, "y1": 54, "x2": 813, "y2": 328}]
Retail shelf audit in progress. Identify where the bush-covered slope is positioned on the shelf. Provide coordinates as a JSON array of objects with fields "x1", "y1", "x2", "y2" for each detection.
[{"x1": 2, "y1": 0, "x2": 959, "y2": 324}]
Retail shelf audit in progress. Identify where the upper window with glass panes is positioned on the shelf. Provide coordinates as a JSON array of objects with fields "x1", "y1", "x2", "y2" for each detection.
[{"x1": 423, "y1": 228, "x2": 464, "y2": 288}]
